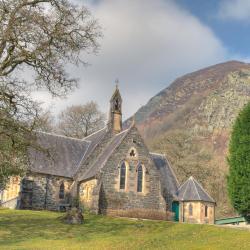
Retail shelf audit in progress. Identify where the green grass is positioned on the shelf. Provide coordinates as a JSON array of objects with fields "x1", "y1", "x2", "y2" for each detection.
[{"x1": 0, "y1": 209, "x2": 249, "y2": 250}]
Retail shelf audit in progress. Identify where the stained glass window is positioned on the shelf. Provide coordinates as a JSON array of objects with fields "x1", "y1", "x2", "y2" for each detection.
[
  {"x1": 137, "y1": 164, "x2": 143, "y2": 192},
  {"x1": 120, "y1": 162, "x2": 126, "y2": 190},
  {"x1": 59, "y1": 183, "x2": 64, "y2": 199},
  {"x1": 205, "y1": 205, "x2": 208, "y2": 217},
  {"x1": 189, "y1": 203, "x2": 193, "y2": 216}
]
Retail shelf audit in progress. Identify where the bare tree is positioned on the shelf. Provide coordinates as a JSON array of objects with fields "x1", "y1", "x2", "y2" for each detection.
[
  {"x1": 58, "y1": 102, "x2": 105, "y2": 138},
  {"x1": 35, "y1": 109, "x2": 56, "y2": 133},
  {"x1": 0, "y1": 0, "x2": 101, "y2": 188}
]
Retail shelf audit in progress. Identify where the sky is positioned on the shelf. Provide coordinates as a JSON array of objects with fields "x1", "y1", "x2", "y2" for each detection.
[{"x1": 33, "y1": 0, "x2": 250, "y2": 119}]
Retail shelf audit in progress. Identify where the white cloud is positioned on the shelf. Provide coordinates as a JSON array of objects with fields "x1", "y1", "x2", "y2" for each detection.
[
  {"x1": 34, "y1": 0, "x2": 227, "y2": 119},
  {"x1": 218, "y1": 0, "x2": 250, "y2": 21}
]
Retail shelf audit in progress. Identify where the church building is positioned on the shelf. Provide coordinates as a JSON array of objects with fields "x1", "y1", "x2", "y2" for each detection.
[{"x1": 0, "y1": 86, "x2": 215, "y2": 224}]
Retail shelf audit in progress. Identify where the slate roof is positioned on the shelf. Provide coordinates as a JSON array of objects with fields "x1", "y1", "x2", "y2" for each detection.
[
  {"x1": 177, "y1": 176, "x2": 215, "y2": 203},
  {"x1": 150, "y1": 153, "x2": 179, "y2": 198},
  {"x1": 28, "y1": 132, "x2": 89, "y2": 178},
  {"x1": 28, "y1": 128, "x2": 107, "y2": 178},
  {"x1": 28, "y1": 128, "x2": 214, "y2": 205},
  {"x1": 79, "y1": 128, "x2": 130, "y2": 181},
  {"x1": 73, "y1": 127, "x2": 108, "y2": 174}
]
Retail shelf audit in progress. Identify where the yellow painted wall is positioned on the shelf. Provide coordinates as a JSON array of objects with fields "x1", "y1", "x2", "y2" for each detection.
[
  {"x1": 199, "y1": 201, "x2": 215, "y2": 224},
  {"x1": 79, "y1": 179, "x2": 98, "y2": 208},
  {"x1": 1, "y1": 176, "x2": 21, "y2": 202}
]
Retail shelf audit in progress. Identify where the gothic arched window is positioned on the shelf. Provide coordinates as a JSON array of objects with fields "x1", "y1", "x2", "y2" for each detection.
[
  {"x1": 120, "y1": 162, "x2": 126, "y2": 190},
  {"x1": 59, "y1": 182, "x2": 65, "y2": 199},
  {"x1": 205, "y1": 205, "x2": 208, "y2": 217},
  {"x1": 114, "y1": 99, "x2": 120, "y2": 111},
  {"x1": 137, "y1": 164, "x2": 143, "y2": 192},
  {"x1": 188, "y1": 203, "x2": 193, "y2": 216}
]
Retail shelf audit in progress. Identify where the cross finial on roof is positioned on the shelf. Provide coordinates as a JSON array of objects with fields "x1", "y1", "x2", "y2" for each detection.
[{"x1": 115, "y1": 78, "x2": 119, "y2": 88}]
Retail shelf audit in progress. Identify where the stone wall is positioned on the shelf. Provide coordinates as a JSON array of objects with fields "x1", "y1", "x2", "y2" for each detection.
[
  {"x1": 21, "y1": 174, "x2": 73, "y2": 211},
  {"x1": 113, "y1": 112, "x2": 122, "y2": 133},
  {"x1": 199, "y1": 201, "x2": 215, "y2": 224},
  {"x1": 180, "y1": 201, "x2": 215, "y2": 224},
  {"x1": 98, "y1": 126, "x2": 166, "y2": 216},
  {"x1": 76, "y1": 131, "x2": 113, "y2": 181}
]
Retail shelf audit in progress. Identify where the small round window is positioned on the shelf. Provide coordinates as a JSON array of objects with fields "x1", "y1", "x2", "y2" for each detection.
[{"x1": 130, "y1": 149, "x2": 136, "y2": 157}]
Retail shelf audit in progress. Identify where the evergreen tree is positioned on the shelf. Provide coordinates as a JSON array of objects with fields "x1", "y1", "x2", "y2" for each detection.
[{"x1": 228, "y1": 102, "x2": 250, "y2": 220}]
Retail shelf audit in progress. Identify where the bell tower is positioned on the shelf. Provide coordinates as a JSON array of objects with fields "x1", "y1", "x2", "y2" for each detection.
[{"x1": 109, "y1": 83, "x2": 122, "y2": 133}]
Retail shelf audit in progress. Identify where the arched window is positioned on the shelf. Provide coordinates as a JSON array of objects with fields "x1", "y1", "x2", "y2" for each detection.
[
  {"x1": 188, "y1": 203, "x2": 193, "y2": 216},
  {"x1": 114, "y1": 99, "x2": 120, "y2": 111},
  {"x1": 120, "y1": 162, "x2": 126, "y2": 190},
  {"x1": 205, "y1": 205, "x2": 208, "y2": 217},
  {"x1": 137, "y1": 164, "x2": 143, "y2": 192},
  {"x1": 59, "y1": 183, "x2": 64, "y2": 199}
]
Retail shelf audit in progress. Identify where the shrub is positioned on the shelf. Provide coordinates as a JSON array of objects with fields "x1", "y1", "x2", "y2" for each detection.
[
  {"x1": 62, "y1": 207, "x2": 84, "y2": 224},
  {"x1": 106, "y1": 208, "x2": 173, "y2": 221}
]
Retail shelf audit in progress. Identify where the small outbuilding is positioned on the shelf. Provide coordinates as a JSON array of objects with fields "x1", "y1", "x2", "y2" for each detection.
[{"x1": 173, "y1": 176, "x2": 215, "y2": 224}]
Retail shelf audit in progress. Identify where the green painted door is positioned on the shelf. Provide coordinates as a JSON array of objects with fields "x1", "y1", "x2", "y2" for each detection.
[{"x1": 172, "y1": 201, "x2": 179, "y2": 221}]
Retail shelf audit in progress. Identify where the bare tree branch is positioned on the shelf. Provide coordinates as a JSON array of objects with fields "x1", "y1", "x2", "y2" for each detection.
[
  {"x1": 0, "y1": 0, "x2": 102, "y2": 188},
  {"x1": 57, "y1": 102, "x2": 106, "y2": 138}
]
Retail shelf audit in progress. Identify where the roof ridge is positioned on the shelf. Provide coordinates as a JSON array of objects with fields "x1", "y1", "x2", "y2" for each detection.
[
  {"x1": 96, "y1": 128, "x2": 130, "y2": 172},
  {"x1": 149, "y1": 152, "x2": 165, "y2": 157},
  {"x1": 81, "y1": 126, "x2": 132, "y2": 180},
  {"x1": 178, "y1": 177, "x2": 189, "y2": 192},
  {"x1": 73, "y1": 141, "x2": 91, "y2": 177},
  {"x1": 74, "y1": 129, "x2": 108, "y2": 178},
  {"x1": 164, "y1": 156, "x2": 180, "y2": 187},
  {"x1": 83, "y1": 127, "x2": 107, "y2": 140},
  {"x1": 191, "y1": 177, "x2": 201, "y2": 200},
  {"x1": 193, "y1": 177, "x2": 215, "y2": 202},
  {"x1": 181, "y1": 180, "x2": 190, "y2": 201},
  {"x1": 35, "y1": 130, "x2": 87, "y2": 142},
  {"x1": 116, "y1": 128, "x2": 129, "y2": 135}
]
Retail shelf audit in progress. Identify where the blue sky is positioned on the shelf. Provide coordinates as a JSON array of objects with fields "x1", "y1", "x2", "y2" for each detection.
[
  {"x1": 34, "y1": 0, "x2": 250, "y2": 119},
  {"x1": 177, "y1": 0, "x2": 250, "y2": 58}
]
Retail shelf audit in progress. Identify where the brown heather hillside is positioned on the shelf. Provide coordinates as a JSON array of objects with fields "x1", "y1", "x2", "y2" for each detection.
[{"x1": 132, "y1": 60, "x2": 250, "y2": 218}]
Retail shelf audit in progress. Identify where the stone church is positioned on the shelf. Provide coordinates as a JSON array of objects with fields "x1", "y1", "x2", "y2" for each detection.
[{"x1": 0, "y1": 86, "x2": 215, "y2": 224}]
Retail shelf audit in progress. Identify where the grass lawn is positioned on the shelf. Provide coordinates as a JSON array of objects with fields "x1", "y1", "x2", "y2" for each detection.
[{"x1": 0, "y1": 209, "x2": 250, "y2": 250}]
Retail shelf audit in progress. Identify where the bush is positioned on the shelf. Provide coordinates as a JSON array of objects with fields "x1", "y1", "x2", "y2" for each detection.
[
  {"x1": 62, "y1": 207, "x2": 84, "y2": 224},
  {"x1": 106, "y1": 208, "x2": 173, "y2": 221}
]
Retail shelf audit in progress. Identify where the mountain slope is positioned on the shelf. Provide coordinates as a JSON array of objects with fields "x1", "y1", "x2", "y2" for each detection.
[{"x1": 133, "y1": 61, "x2": 250, "y2": 217}]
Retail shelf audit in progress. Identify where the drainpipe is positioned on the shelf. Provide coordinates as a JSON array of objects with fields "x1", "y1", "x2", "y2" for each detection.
[
  {"x1": 182, "y1": 201, "x2": 185, "y2": 222},
  {"x1": 44, "y1": 176, "x2": 49, "y2": 210}
]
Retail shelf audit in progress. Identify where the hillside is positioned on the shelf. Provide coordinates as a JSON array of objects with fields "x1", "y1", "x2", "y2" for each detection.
[
  {"x1": 0, "y1": 209, "x2": 250, "y2": 249},
  {"x1": 132, "y1": 60, "x2": 250, "y2": 217}
]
